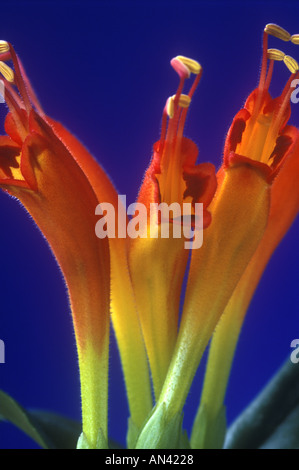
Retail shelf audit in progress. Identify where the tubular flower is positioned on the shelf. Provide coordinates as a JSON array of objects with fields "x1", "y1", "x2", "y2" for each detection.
[
  {"x1": 45, "y1": 119, "x2": 153, "y2": 442},
  {"x1": 1, "y1": 23, "x2": 299, "y2": 451},
  {"x1": 192, "y1": 24, "x2": 299, "y2": 449},
  {"x1": 0, "y1": 41, "x2": 153, "y2": 446},
  {"x1": 128, "y1": 56, "x2": 217, "y2": 398},
  {"x1": 136, "y1": 25, "x2": 299, "y2": 447},
  {"x1": 0, "y1": 42, "x2": 112, "y2": 447}
]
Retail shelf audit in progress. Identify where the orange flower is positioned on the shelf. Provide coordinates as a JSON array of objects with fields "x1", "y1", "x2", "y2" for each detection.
[
  {"x1": 136, "y1": 25, "x2": 299, "y2": 448},
  {"x1": 128, "y1": 56, "x2": 217, "y2": 397},
  {"x1": 0, "y1": 41, "x2": 153, "y2": 447},
  {"x1": 44, "y1": 116, "x2": 153, "y2": 440},
  {"x1": 194, "y1": 135, "x2": 299, "y2": 449},
  {"x1": 192, "y1": 24, "x2": 299, "y2": 449},
  {"x1": 2, "y1": 24, "x2": 298, "y2": 449},
  {"x1": 0, "y1": 42, "x2": 111, "y2": 447}
]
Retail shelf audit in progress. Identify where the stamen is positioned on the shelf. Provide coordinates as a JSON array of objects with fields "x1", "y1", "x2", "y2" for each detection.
[
  {"x1": 264, "y1": 23, "x2": 291, "y2": 42},
  {"x1": 1, "y1": 83, "x2": 29, "y2": 138},
  {"x1": 166, "y1": 96, "x2": 175, "y2": 119},
  {"x1": 283, "y1": 55, "x2": 299, "y2": 74},
  {"x1": 0, "y1": 61, "x2": 14, "y2": 82},
  {"x1": 7, "y1": 42, "x2": 31, "y2": 112},
  {"x1": 238, "y1": 24, "x2": 299, "y2": 172},
  {"x1": 264, "y1": 59, "x2": 274, "y2": 93},
  {"x1": 4, "y1": 80, "x2": 24, "y2": 111},
  {"x1": 174, "y1": 94, "x2": 191, "y2": 108},
  {"x1": 241, "y1": 30, "x2": 269, "y2": 153},
  {"x1": 175, "y1": 56, "x2": 201, "y2": 75},
  {"x1": 257, "y1": 31, "x2": 269, "y2": 103},
  {"x1": 0, "y1": 41, "x2": 9, "y2": 54},
  {"x1": 291, "y1": 34, "x2": 299, "y2": 45},
  {"x1": 17, "y1": 58, "x2": 44, "y2": 115},
  {"x1": 155, "y1": 54, "x2": 205, "y2": 209},
  {"x1": 160, "y1": 56, "x2": 202, "y2": 153},
  {"x1": 177, "y1": 71, "x2": 202, "y2": 142},
  {"x1": 261, "y1": 72, "x2": 299, "y2": 165},
  {"x1": 267, "y1": 48, "x2": 285, "y2": 61}
]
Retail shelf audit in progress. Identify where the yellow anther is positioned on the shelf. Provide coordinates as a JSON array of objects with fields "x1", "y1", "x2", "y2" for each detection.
[
  {"x1": 175, "y1": 56, "x2": 201, "y2": 75},
  {"x1": 0, "y1": 61, "x2": 14, "y2": 82},
  {"x1": 267, "y1": 48, "x2": 285, "y2": 61},
  {"x1": 291, "y1": 34, "x2": 299, "y2": 45},
  {"x1": 283, "y1": 55, "x2": 299, "y2": 74},
  {"x1": 0, "y1": 41, "x2": 9, "y2": 54},
  {"x1": 175, "y1": 94, "x2": 191, "y2": 108},
  {"x1": 166, "y1": 96, "x2": 175, "y2": 119},
  {"x1": 264, "y1": 23, "x2": 291, "y2": 42}
]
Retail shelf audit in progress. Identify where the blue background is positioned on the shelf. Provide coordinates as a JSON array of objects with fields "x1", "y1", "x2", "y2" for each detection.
[{"x1": 0, "y1": 0, "x2": 299, "y2": 448}]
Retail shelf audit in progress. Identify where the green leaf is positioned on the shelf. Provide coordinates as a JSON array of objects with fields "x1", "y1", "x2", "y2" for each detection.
[
  {"x1": 29, "y1": 410, "x2": 81, "y2": 449},
  {"x1": 225, "y1": 359, "x2": 299, "y2": 449},
  {"x1": 0, "y1": 389, "x2": 81, "y2": 449},
  {"x1": 260, "y1": 404, "x2": 299, "y2": 449},
  {"x1": 0, "y1": 390, "x2": 48, "y2": 448}
]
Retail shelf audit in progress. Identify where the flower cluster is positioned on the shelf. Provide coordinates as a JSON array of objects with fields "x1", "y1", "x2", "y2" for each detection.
[{"x1": 0, "y1": 24, "x2": 299, "y2": 449}]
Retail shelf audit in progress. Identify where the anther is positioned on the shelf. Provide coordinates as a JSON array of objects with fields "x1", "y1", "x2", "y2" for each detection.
[
  {"x1": 0, "y1": 40, "x2": 9, "y2": 54},
  {"x1": 175, "y1": 94, "x2": 191, "y2": 108},
  {"x1": 166, "y1": 96, "x2": 175, "y2": 119},
  {"x1": 283, "y1": 55, "x2": 299, "y2": 74},
  {"x1": 264, "y1": 23, "x2": 291, "y2": 42},
  {"x1": 0, "y1": 61, "x2": 14, "y2": 82},
  {"x1": 291, "y1": 34, "x2": 299, "y2": 45},
  {"x1": 175, "y1": 56, "x2": 201, "y2": 75},
  {"x1": 267, "y1": 48, "x2": 285, "y2": 61}
]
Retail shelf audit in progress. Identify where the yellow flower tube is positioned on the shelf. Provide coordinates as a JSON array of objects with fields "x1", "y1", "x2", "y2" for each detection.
[
  {"x1": 46, "y1": 118, "x2": 153, "y2": 437},
  {"x1": 136, "y1": 25, "x2": 299, "y2": 447},
  {"x1": 162, "y1": 164, "x2": 269, "y2": 408},
  {"x1": 192, "y1": 24, "x2": 299, "y2": 447},
  {"x1": 0, "y1": 41, "x2": 153, "y2": 441},
  {"x1": 160, "y1": 24, "x2": 299, "y2": 423},
  {"x1": 129, "y1": 57, "x2": 217, "y2": 398},
  {"x1": 136, "y1": 159, "x2": 271, "y2": 448},
  {"x1": 193, "y1": 137, "x2": 299, "y2": 448}
]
